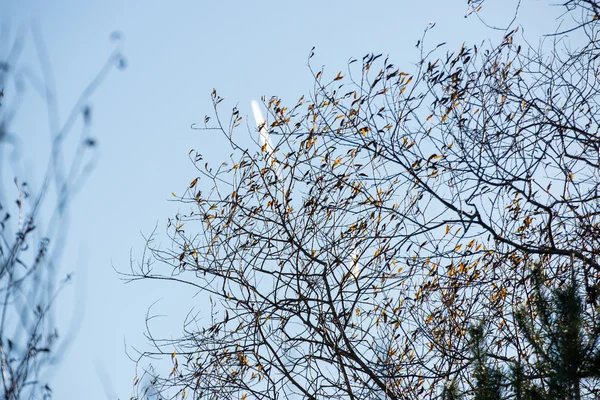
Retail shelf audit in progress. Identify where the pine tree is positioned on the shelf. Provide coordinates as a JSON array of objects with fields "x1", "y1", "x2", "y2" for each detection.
[
  {"x1": 441, "y1": 380, "x2": 462, "y2": 400},
  {"x1": 466, "y1": 323, "x2": 504, "y2": 400},
  {"x1": 512, "y1": 268, "x2": 600, "y2": 399},
  {"x1": 465, "y1": 267, "x2": 600, "y2": 399}
]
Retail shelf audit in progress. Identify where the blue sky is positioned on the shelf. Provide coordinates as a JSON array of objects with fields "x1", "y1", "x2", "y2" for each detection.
[{"x1": 1, "y1": 0, "x2": 561, "y2": 398}]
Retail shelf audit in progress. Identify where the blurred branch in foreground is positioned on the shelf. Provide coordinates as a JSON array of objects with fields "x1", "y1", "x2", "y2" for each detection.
[{"x1": 0, "y1": 24, "x2": 125, "y2": 399}]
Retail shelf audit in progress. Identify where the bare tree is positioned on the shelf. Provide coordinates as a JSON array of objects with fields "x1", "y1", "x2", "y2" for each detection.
[
  {"x1": 0, "y1": 26, "x2": 124, "y2": 399},
  {"x1": 127, "y1": 1, "x2": 600, "y2": 398}
]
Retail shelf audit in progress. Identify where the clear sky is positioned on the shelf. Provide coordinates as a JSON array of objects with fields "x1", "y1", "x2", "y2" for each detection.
[{"x1": 0, "y1": 0, "x2": 561, "y2": 398}]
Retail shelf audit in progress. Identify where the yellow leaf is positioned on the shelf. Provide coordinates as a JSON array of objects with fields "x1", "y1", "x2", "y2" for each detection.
[
  {"x1": 172, "y1": 192, "x2": 177, "y2": 197},
  {"x1": 445, "y1": 225, "x2": 451, "y2": 234},
  {"x1": 189, "y1": 178, "x2": 198, "y2": 188},
  {"x1": 334, "y1": 72, "x2": 344, "y2": 81},
  {"x1": 426, "y1": 114, "x2": 433, "y2": 121},
  {"x1": 455, "y1": 244, "x2": 462, "y2": 251},
  {"x1": 333, "y1": 158, "x2": 342, "y2": 167}
]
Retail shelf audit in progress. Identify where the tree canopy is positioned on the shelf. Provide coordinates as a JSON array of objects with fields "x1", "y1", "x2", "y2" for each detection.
[{"x1": 127, "y1": 1, "x2": 600, "y2": 399}]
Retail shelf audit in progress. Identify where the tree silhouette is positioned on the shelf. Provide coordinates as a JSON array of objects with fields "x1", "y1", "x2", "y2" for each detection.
[{"x1": 127, "y1": 1, "x2": 600, "y2": 398}]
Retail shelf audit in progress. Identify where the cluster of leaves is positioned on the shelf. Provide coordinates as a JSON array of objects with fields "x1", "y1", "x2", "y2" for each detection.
[
  {"x1": 0, "y1": 28, "x2": 124, "y2": 399},
  {"x1": 127, "y1": 1, "x2": 600, "y2": 399}
]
